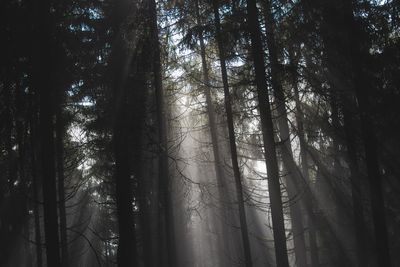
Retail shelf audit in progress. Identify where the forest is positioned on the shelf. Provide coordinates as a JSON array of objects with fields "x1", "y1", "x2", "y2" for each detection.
[{"x1": 0, "y1": 0, "x2": 399, "y2": 266}]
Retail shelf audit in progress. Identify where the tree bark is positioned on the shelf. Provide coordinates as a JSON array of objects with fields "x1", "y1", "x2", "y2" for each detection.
[
  {"x1": 29, "y1": 49, "x2": 44, "y2": 267},
  {"x1": 36, "y1": 0, "x2": 61, "y2": 265},
  {"x1": 342, "y1": 102, "x2": 368, "y2": 267},
  {"x1": 196, "y1": 1, "x2": 234, "y2": 265},
  {"x1": 149, "y1": 1, "x2": 176, "y2": 266},
  {"x1": 110, "y1": 11, "x2": 138, "y2": 267},
  {"x1": 212, "y1": 1, "x2": 253, "y2": 266},
  {"x1": 245, "y1": 1, "x2": 289, "y2": 266},
  {"x1": 56, "y1": 109, "x2": 68, "y2": 267},
  {"x1": 30, "y1": 124, "x2": 43, "y2": 267},
  {"x1": 290, "y1": 52, "x2": 320, "y2": 266},
  {"x1": 262, "y1": 2, "x2": 307, "y2": 266}
]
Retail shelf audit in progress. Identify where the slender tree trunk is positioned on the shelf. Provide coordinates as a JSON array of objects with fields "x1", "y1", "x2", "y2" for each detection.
[
  {"x1": 245, "y1": 1, "x2": 289, "y2": 266},
  {"x1": 32, "y1": 147, "x2": 43, "y2": 267},
  {"x1": 290, "y1": 54, "x2": 320, "y2": 266},
  {"x1": 262, "y1": 2, "x2": 307, "y2": 266},
  {"x1": 196, "y1": 0, "x2": 226, "y2": 201},
  {"x1": 15, "y1": 70, "x2": 33, "y2": 267},
  {"x1": 212, "y1": 1, "x2": 253, "y2": 266},
  {"x1": 4, "y1": 72, "x2": 14, "y2": 191},
  {"x1": 29, "y1": 75, "x2": 43, "y2": 267},
  {"x1": 56, "y1": 109, "x2": 68, "y2": 267},
  {"x1": 196, "y1": 1, "x2": 233, "y2": 265}
]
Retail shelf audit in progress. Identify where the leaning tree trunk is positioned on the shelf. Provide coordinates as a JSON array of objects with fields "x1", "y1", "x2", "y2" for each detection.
[
  {"x1": 196, "y1": 1, "x2": 234, "y2": 265},
  {"x1": 212, "y1": 1, "x2": 253, "y2": 266},
  {"x1": 245, "y1": 1, "x2": 289, "y2": 266},
  {"x1": 289, "y1": 48, "x2": 320, "y2": 267},
  {"x1": 262, "y1": 2, "x2": 307, "y2": 266}
]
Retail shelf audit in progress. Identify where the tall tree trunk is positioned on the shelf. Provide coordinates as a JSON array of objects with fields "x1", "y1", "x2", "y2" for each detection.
[
  {"x1": 31, "y1": 132, "x2": 43, "y2": 267},
  {"x1": 212, "y1": 1, "x2": 253, "y2": 266},
  {"x1": 196, "y1": 1, "x2": 233, "y2": 265},
  {"x1": 56, "y1": 109, "x2": 68, "y2": 267},
  {"x1": 351, "y1": 40, "x2": 392, "y2": 267},
  {"x1": 245, "y1": 1, "x2": 289, "y2": 266},
  {"x1": 262, "y1": 2, "x2": 307, "y2": 266},
  {"x1": 149, "y1": 1, "x2": 176, "y2": 266},
  {"x1": 114, "y1": 111, "x2": 138, "y2": 267},
  {"x1": 36, "y1": 0, "x2": 61, "y2": 265},
  {"x1": 342, "y1": 102, "x2": 368, "y2": 267},
  {"x1": 196, "y1": 0, "x2": 226, "y2": 202},
  {"x1": 320, "y1": 1, "x2": 391, "y2": 265},
  {"x1": 290, "y1": 52, "x2": 320, "y2": 267},
  {"x1": 326, "y1": 79, "x2": 370, "y2": 266},
  {"x1": 4, "y1": 71, "x2": 14, "y2": 191},
  {"x1": 346, "y1": 4, "x2": 391, "y2": 264},
  {"x1": 15, "y1": 69, "x2": 33, "y2": 267},
  {"x1": 110, "y1": 2, "x2": 145, "y2": 266},
  {"x1": 29, "y1": 75, "x2": 43, "y2": 267}
]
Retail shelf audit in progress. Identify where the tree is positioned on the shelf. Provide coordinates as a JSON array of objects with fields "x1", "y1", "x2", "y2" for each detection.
[
  {"x1": 212, "y1": 1, "x2": 253, "y2": 266},
  {"x1": 245, "y1": 0, "x2": 289, "y2": 266},
  {"x1": 262, "y1": 1, "x2": 307, "y2": 266},
  {"x1": 34, "y1": 0, "x2": 61, "y2": 265}
]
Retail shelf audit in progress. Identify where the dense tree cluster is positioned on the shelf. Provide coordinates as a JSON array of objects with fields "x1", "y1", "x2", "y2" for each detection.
[{"x1": 0, "y1": 0, "x2": 399, "y2": 266}]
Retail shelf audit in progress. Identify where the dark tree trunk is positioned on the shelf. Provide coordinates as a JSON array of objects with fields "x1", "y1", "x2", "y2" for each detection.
[
  {"x1": 38, "y1": 46, "x2": 61, "y2": 267},
  {"x1": 212, "y1": 1, "x2": 253, "y2": 266},
  {"x1": 15, "y1": 69, "x2": 33, "y2": 267},
  {"x1": 149, "y1": 1, "x2": 176, "y2": 266},
  {"x1": 35, "y1": 0, "x2": 61, "y2": 265},
  {"x1": 320, "y1": 1, "x2": 391, "y2": 265},
  {"x1": 291, "y1": 56, "x2": 320, "y2": 267},
  {"x1": 245, "y1": 1, "x2": 289, "y2": 266},
  {"x1": 29, "y1": 74, "x2": 43, "y2": 267},
  {"x1": 31, "y1": 129, "x2": 43, "y2": 267},
  {"x1": 345, "y1": 4, "x2": 391, "y2": 264},
  {"x1": 55, "y1": 109, "x2": 68, "y2": 267},
  {"x1": 4, "y1": 71, "x2": 14, "y2": 192},
  {"x1": 342, "y1": 102, "x2": 369, "y2": 267},
  {"x1": 262, "y1": 2, "x2": 307, "y2": 266},
  {"x1": 196, "y1": 0, "x2": 226, "y2": 202},
  {"x1": 351, "y1": 48, "x2": 391, "y2": 267},
  {"x1": 196, "y1": 1, "x2": 233, "y2": 265},
  {"x1": 109, "y1": 2, "x2": 145, "y2": 266},
  {"x1": 114, "y1": 113, "x2": 138, "y2": 267}
]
